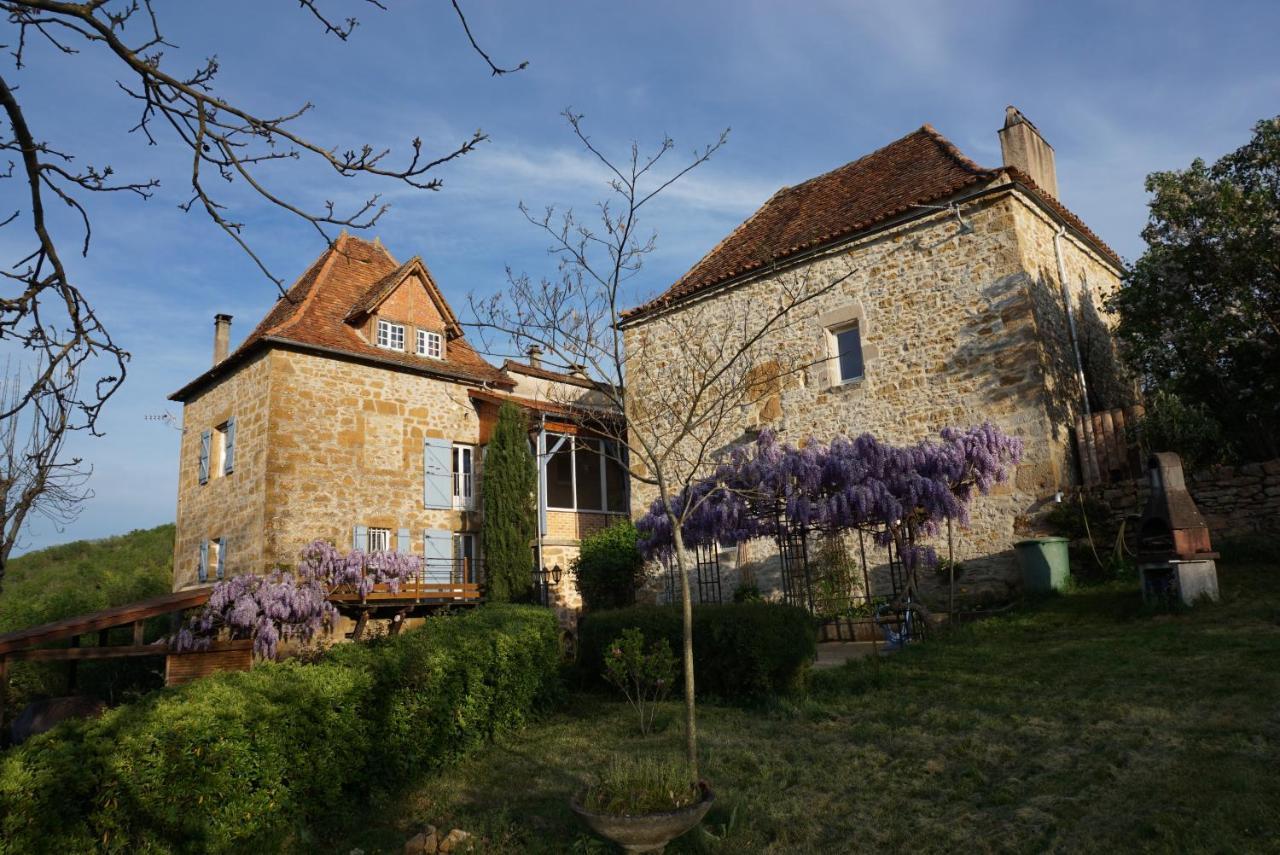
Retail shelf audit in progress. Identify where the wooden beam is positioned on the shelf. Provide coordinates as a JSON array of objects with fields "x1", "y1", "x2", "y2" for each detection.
[
  {"x1": 133, "y1": 620, "x2": 144, "y2": 646},
  {"x1": 6, "y1": 639, "x2": 249, "y2": 664},
  {"x1": 0, "y1": 587, "x2": 212, "y2": 655}
]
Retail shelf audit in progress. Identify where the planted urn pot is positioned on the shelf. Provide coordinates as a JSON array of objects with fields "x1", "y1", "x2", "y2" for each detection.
[
  {"x1": 571, "y1": 782, "x2": 714, "y2": 854},
  {"x1": 570, "y1": 757, "x2": 713, "y2": 853}
]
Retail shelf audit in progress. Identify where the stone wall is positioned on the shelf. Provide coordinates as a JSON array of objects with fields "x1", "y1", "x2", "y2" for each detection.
[
  {"x1": 1078, "y1": 459, "x2": 1280, "y2": 542},
  {"x1": 173, "y1": 352, "x2": 273, "y2": 588},
  {"x1": 262, "y1": 347, "x2": 482, "y2": 569},
  {"x1": 623, "y1": 186, "x2": 1125, "y2": 602}
]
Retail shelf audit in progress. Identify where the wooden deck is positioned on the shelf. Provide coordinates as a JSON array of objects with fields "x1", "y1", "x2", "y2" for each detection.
[{"x1": 327, "y1": 581, "x2": 482, "y2": 606}]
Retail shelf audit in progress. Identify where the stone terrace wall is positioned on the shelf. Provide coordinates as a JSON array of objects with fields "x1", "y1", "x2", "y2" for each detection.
[{"x1": 1077, "y1": 459, "x2": 1280, "y2": 541}]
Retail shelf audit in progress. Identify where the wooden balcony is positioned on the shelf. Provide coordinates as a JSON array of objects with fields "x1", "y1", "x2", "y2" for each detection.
[{"x1": 327, "y1": 559, "x2": 483, "y2": 610}]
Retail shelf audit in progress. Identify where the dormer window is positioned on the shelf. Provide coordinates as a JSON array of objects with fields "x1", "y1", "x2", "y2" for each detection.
[
  {"x1": 417, "y1": 329, "x2": 443, "y2": 359},
  {"x1": 376, "y1": 319, "x2": 405, "y2": 351}
]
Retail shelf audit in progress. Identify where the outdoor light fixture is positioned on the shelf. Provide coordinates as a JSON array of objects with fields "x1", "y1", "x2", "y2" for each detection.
[{"x1": 552, "y1": 564, "x2": 563, "y2": 584}]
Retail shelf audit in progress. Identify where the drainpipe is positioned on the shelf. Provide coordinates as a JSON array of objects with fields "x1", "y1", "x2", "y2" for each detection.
[
  {"x1": 535, "y1": 413, "x2": 546, "y2": 577},
  {"x1": 1055, "y1": 225, "x2": 1097, "y2": 483}
]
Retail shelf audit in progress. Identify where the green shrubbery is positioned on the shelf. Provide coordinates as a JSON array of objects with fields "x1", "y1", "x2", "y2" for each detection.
[
  {"x1": 571, "y1": 519, "x2": 645, "y2": 611},
  {"x1": 578, "y1": 603, "x2": 816, "y2": 702},
  {"x1": 0, "y1": 605, "x2": 560, "y2": 854}
]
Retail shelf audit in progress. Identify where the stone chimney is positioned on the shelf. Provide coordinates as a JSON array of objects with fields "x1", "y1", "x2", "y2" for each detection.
[
  {"x1": 525, "y1": 344, "x2": 543, "y2": 368},
  {"x1": 998, "y1": 106, "x2": 1058, "y2": 199},
  {"x1": 569, "y1": 363, "x2": 588, "y2": 379},
  {"x1": 213, "y1": 314, "x2": 233, "y2": 365}
]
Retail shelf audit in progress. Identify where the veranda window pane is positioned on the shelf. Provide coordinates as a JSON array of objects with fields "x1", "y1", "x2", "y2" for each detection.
[
  {"x1": 547, "y1": 435, "x2": 575, "y2": 508},
  {"x1": 604, "y1": 442, "x2": 627, "y2": 511},
  {"x1": 575, "y1": 437, "x2": 604, "y2": 511}
]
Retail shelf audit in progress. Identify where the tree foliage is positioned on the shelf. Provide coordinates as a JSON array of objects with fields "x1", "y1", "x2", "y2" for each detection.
[
  {"x1": 1109, "y1": 116, "x2": 1280, "y2": 460},
  {"x1": 481, "y1": 401, "x2": 536, "y2": 602}
]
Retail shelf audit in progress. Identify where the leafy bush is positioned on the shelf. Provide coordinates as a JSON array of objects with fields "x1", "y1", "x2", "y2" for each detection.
[
  {"x1": 732, "y1": 584, "x2": 762, "y2": 603},
  {"x1": 602, "y1": 628, "x2": 676, "y2": 735},
  {"x1": 579, "y1": 603, "x2": 816, "y2": 702},
  {"x1": 1131, "y1": 390, "x2": 1232, "y2": 470},
  {"x1": 0, "y1": 605, "x2": 560, "y2": 853},
  {"x1": 572, "y1": 519, "x2": 645, "y2": 611}
]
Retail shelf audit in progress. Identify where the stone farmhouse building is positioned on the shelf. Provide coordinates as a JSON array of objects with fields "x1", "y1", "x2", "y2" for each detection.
[
  {"x1": 620, "y1": 108, "x2": 1131, "y2": 601},
  {"x1": 169, "y1": 234, "x2": 627, "y2": 605}
]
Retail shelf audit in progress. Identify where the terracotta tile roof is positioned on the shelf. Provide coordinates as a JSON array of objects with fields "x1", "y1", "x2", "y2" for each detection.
[
  {"x1": 171, "y1": 234, "x2": 511, "y2": 401},
  {"x1": 622, "y1": 124, "x2": 1122, "y2": 323},
  {"x1": 467, "y1": 388, "x2": 620, "y2": 423}
]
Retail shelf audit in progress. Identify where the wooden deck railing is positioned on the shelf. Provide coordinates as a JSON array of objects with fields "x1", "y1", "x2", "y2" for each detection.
[{"x1": 327, "y1": 559, "x2": 483, "y2": 606}]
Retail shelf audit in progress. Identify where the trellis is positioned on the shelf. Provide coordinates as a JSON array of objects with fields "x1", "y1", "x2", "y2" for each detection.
[{"x1": 662, "y1": 546, "x2": 724, "y2": 605}]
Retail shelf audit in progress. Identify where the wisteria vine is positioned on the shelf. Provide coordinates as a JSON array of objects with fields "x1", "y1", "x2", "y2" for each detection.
[
  {"x1": 636, "y1": 423, "x2": 1023, "y2": 589},
  {"x1": 173, "y1": 540, "x2": 422, "y2": 659}
]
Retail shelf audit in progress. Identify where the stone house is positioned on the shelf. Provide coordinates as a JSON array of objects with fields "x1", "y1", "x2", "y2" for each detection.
[
  {"x1": 619, "y1": 108, "x2": 1131, "y2": 602},
  {"x1": 168, "y1": 234, "x2": 627, "y2": 608}
]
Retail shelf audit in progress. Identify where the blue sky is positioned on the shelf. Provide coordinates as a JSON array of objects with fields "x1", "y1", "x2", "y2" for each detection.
[{"x1": 6, "y1": 0, "x2": 1278, "y2": 553}]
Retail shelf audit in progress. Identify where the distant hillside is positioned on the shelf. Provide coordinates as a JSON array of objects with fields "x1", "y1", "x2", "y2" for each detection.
[{"x1": 1, "y1": 524, "x2": 174, "y2": 634}]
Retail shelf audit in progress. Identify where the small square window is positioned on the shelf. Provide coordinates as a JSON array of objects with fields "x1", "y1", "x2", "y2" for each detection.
[
  {"x1": 366, "y1": 527, "x2": 391, "y2": 553},
  {"x1": 376, "y1": 320, "x2": 405, "y2": 351},
  {"x1": 417, "y1": 329, "x2": 443, "y2": 359},
  {"x1": 833, "y1": 323, "x2": 864, "y2": 384}
]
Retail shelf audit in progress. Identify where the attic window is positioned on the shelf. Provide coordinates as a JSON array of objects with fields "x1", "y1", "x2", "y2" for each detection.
[
  {"x1": 376, "y1": 320, "x2": 405, "y2": 351},
  {"x1": 417, "y1": 329, "x2": 443, "y2": 359}
]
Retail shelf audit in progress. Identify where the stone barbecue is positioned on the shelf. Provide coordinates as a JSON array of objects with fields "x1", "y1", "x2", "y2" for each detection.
[{"x1": 1137, "y1": 453, "x2": 1220, "y2": 605}]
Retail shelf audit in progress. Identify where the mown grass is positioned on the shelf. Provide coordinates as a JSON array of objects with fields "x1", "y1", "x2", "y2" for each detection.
[{"x1": 332, "y1": 556, "x2": 1280, "y2": 853}]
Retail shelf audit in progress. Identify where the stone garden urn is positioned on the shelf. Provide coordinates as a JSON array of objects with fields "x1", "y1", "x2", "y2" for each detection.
[{"x1": 569, "y1": 783, "x2": 715, "y2": 853}]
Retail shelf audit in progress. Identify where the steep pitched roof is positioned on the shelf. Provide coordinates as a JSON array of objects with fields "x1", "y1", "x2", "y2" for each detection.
[
  {"x1": 344, "y1": 256, "x2": 463, "y2": 335},
  {"x1": 171, "y1": 234, "x2": 510, "y2": 401},
  {"x1": 622, "y1": 124, "x2": 1122, "y2": 323}
]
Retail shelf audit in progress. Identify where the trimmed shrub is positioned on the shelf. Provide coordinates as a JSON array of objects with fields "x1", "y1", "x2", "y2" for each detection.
[
  {"x1": 578, "y1": 603, "x2": 816, "y2": 702},
  {"x1": 572, "y1": 519, "x2": 646, "y2": 611},
  {"x1": 0, "y1": 605, "x2": 560, "y2": 854}
]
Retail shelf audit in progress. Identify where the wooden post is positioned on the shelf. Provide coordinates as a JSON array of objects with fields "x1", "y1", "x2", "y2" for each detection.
[
  {"x1": 351, "y1": 610, "x2": 369, "y2": 642},
  {"x1": 68, "y1": 635, "x2": 80, "y2": 691},
  {"x1": 132, "y1": 620, "x2": 145, "y2": 646}
]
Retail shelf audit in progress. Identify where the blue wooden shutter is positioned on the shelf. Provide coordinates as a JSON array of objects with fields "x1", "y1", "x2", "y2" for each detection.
[
  {"x1": 223, "y1": 418, "x2": 237, "y2": 475},
  {"x1": 396, "y1": 527, "x2": 411, "y2": 553},
  {"x1": 422, "y1": 529, "x2": 452, "y2": 582},
  {"x1": 198, "y1": 430, "x2": 211, "y2": 484},
  {"x1": 423, "y1": 438, "x2": 452, "y2": 509},
  {"x1": 198, "y1": 540, "x2": 209, "y2": 582},
  {"x1": 353, "y1": 524, "x2": 367, "y2": 552},
  {"x1": 216, "y1": 536, "x2": 226, "y2": 579}
]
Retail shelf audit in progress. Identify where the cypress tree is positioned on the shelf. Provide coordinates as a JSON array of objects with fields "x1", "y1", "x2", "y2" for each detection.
[{"x1": 481, "y1": 401, "x2": 537, "y2": 601}]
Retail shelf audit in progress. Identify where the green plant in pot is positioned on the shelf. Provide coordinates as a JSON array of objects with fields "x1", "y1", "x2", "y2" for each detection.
[
  {"x1": 571, "y1": 756, "x2": 714, "y2": 854},
  {"x1": 573, "y1": 632, "x2": 713, "y2": 851}
]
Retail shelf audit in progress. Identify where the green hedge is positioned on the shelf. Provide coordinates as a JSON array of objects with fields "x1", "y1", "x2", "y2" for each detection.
[
  {"x1": 0, "y1": 605, "x2": 560, "y2": 854},
  {"x1": 578, "y1": 603, "x2": 816, "y2": 702}
]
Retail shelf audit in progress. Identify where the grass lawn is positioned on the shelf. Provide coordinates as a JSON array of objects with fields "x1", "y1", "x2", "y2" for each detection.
[{"x1": 333, "y1": 558, "x2": 1280, "y2": 853}]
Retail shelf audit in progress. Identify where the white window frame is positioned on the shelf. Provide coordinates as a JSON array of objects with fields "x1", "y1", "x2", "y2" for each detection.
[
  {"x1": 366, "y1": 526, "x2": 391, "y2": 553},
  {"x1": 828, "y1": 321, "x2": 864, "y2": 385},
  {"x1": 376, "y1": 319, "x2": 405, "y2": 351},
  {"x1": 417, "y1": 329, "x2": 443, "y2": 359},
  {"x1": 545, "y1": 433, "x2": 626, "y2": 513},
  {"x1": 452, "y1": 444, "x2": 475, "y2": 509}
]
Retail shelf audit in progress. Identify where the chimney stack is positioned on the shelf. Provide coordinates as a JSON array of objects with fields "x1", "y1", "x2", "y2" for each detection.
[
  {"x1": 998, "y1": 106, "x2": 1058, "y2": 199},
  {"x1": 213, "y1": 314, "x2": 233, "y2": 365},
  {"x1": 526, "y1": 344, "x2": 543, "y2": 368}
]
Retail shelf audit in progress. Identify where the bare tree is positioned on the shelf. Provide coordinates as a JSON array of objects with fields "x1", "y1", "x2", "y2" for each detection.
[
  {"x1": 470, "y1": 111, "x2": 856, "y2": 778},
  {"x1": 0, "y1": 360, "x2": 91, "y2": 581},
  {"x1": 0, "y1": 1, "x2": 522, "y2": 587}
]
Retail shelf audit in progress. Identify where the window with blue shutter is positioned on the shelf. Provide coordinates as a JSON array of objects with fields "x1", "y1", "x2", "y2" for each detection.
[
  {"x1": 216, "y1": 537, "x2": 226, "y2": 579},
  {"x1": 422, "y1": 529, "x2": 452, "y2": 583},
  {"x1": 198, "y1": 431, "x2": 211, "y2": 485},
  {"x1": 198, "y1": 540, "x2": 209, "y2": 582},
  {"x1": 423, "y1": 438, "x2": 452, "y2": 509},
  {"x1": 397, "y1": 528, "x2": 411, "y2": 553},
  {"x1": 223, "y1": 418, "x2": 236, "y2": 475},
  {"x1": 353, "y1": 524, "x2": 368, "y2": 552}
]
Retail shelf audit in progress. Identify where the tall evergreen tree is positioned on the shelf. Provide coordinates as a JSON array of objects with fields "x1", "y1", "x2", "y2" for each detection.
[{"x1": 481, "y1": 402, "x2": 537, "y2": 601}]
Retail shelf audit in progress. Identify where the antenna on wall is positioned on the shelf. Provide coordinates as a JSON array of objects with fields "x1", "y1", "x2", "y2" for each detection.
[{"x1": 145, "y1": 412, "x2": 185, "y2": 433}]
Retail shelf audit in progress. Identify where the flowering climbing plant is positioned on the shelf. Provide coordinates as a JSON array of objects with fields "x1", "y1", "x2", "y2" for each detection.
[
  {"x1": 636, "y1": 423, "x2": 1023, "y2": 592},
  {"x1": 173, "y1": 540, "x2": 422, "y2": 659}
]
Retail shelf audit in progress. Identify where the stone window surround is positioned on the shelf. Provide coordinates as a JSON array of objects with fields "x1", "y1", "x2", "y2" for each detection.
[{"x1": 817, "y1": 301, "x2": 879, "y2": 391}]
